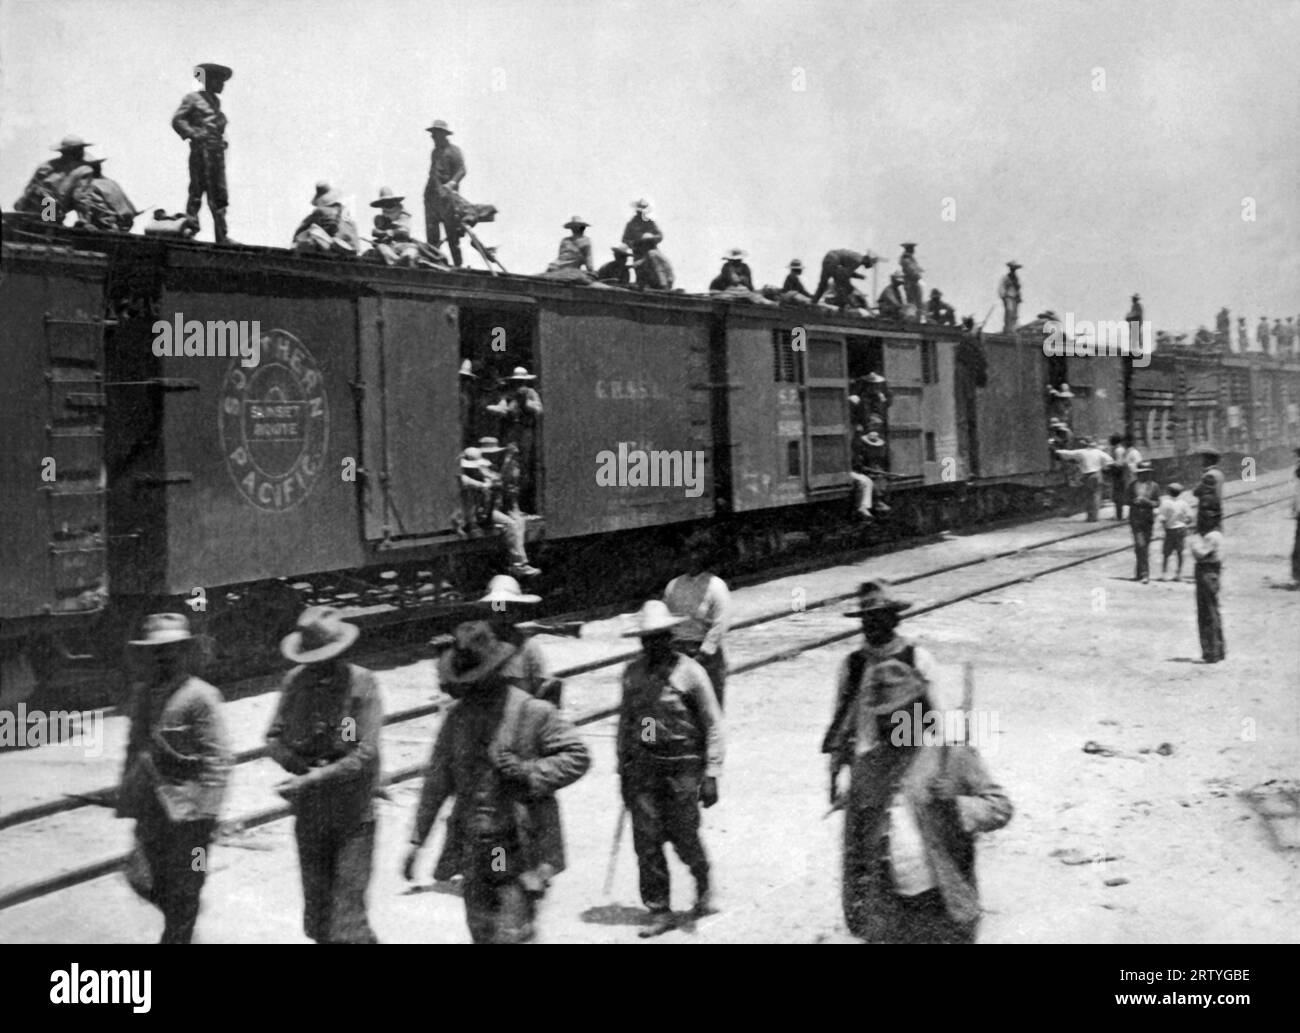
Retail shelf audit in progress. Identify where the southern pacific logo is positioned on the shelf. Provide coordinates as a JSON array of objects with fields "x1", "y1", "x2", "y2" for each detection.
[{"x1": 219, "y1": 329, "x2": 329, "y2": 512}]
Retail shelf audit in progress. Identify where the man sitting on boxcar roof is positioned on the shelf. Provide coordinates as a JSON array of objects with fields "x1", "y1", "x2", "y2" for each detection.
[
  {"x1": 293, "y1": 182, "x2": 360, "y2": 256},
  {"x1": 542, "y1": 216, "x2": 595, "y2": 281},
  {"x1": 631, "y1": 232, "x2": 675, "y2": 290},
  {"x1": 71, "y1": 156, "x2": 139, "y2": 232},
  {"x1": 877, "y1": 272, "x2": 909, "y2": 320},
  {"x1": 13, "y1": 134, "x2": 96, "y2": 222},
  {"x1": 595, "y1": 244, "x2": 633, "y2": 287}
]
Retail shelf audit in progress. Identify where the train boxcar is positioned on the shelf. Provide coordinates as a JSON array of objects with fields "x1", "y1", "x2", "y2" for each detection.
[{"x1": 3, "y1": 220, "x2": 1296, "y2": 712}]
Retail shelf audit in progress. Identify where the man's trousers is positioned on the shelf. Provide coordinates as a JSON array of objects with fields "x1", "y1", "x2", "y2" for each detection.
[
  {"x1": 622, "y1": 763, "x2": 710, "y2": 913},
  {"x1": 293, "y1": 818, "x2": 378, "y2": 943},
  {"x1": 1131, "y1": 524, "x2": 1152, "y2": 580},
  {"x1": 186, "y1": 143, "x2": 228, "y2": 240},
  {"x1": 1195, "y1": 561, "x2": 1225, "y2": 662},
  {"x1": 135, "y1": 810, "x2": 216, "y2": 944}
]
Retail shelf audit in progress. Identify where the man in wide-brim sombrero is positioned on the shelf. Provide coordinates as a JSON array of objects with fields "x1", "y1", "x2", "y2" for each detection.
[
  {"x1": 265, "y1": 606, "x2": 383, "y2": 943},
  {"x1": 472, "y1": 574, "x2": 561, "y2": 704},
  {"x1": 116, "y1": 611, "x2": 233, "y2": 943},
  {"x1": 615, "y1": 600, "x2": 724, "y2": 937},
  {"x1": 405, "y1": 593, "x2": 590, "y2": 944}
]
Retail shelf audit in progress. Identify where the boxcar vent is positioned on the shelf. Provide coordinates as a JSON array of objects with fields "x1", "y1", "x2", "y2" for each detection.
[{"x1": 773, "y1": 330, "x2": 797, "y2": 383}]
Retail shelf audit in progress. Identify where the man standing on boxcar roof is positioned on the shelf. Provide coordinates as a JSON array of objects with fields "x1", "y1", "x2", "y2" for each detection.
[
  {"x1": 172, "y1": 62, "x2": 233, "y2": 243},
  {"x1": 117, "y1": 613, "x2": 232, "y2": 944},
  {"x1": 999, "y1": 261, "x2": 1022, "y2": 332},
  {"x1": 899, "y1": 243, "x2": 924, "y2": 314},
  {"x1": 266, "y1": 607, "x2": 383, "y2": 943},
  {"x1": 622, "y1": 198, "x2": 662, "y2": 251},
  {"x1": 423, "y1": 119, "x2": 467, "y2": 266}
]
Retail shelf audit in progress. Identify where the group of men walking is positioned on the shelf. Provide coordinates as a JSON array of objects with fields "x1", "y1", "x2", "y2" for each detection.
[{"x1": 114, "y1": 531, "x2": 736, "y2": 944}]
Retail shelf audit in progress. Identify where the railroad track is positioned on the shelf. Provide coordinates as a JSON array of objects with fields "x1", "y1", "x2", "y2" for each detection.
[{"x1": 0, "y1": 481, "x2": 1291, "y2": 912}]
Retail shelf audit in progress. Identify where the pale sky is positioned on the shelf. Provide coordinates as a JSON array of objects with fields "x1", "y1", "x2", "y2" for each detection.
[{"x1": 2, "y1": 0, "x2": 1298, "y2": 336}]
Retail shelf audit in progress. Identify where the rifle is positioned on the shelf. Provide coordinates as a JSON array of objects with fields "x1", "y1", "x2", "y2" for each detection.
[{"x1": 975, "y1": 304, "x2": 996, "y2": 332}]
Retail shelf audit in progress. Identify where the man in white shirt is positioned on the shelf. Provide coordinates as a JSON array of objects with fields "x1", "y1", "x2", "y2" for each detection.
[
  {"x1": 663, "y1": 533, "x2": 731, "y2": 708},
  {"x1": 1055, "y1": 438, "x2": 1114, "y2": 522}
]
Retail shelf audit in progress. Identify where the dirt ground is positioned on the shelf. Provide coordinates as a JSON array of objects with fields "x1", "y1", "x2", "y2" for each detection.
[{"x1": 2, "y1": 482, "x2": 1297, "y2": 944}]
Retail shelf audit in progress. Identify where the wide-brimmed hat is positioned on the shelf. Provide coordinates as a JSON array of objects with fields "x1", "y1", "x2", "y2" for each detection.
[
  {"x1": 479, "y1": 574, "x2": 541, "y2": 606},
  {"x1": 723, "y1": 248, "x2": 748, "y2": 261},
  {"x1": 637, "y1": 231, "x2": 660, "y2": 245},
  {"x1": 611, "y1": 244, "x2": 632, "y2": 256},
  {"x1": 864, "y1": 659, "x2": 928, "y2": 716},
  {"x1": 1136, "y1": 461, "x2": 1154, "y2": 474},
  {"x1": 844, "y1": 579, "x2": 912, "y2": 618},
  {"x1": 459, "y1": 359, "x2": 476, "y2": 378},
  {"x1": 130, "y1": 613, "x2": 195, "y2": 647},
  {"x1": 370, "y1": 186, "x2": 405, "y2": 208},
  {"x1": 194, "y1": 62, "x2": 233, "y2": 83},
  {"x1": 631, "y1": 198, "x2": 651, "y2": 210},
  {"x1": 866, "y1": 415, "x2": 885, "y2": 429},
  {"x1": 1054, "y1": 384, "x2": 1074, "y2": 397},
  {"x1": 437, "y1": 624, "x2": 517, "y2": 685},
  {"x1": 1132, "y1": 293, "x2": 1141, "y2": 301},
  {"x1": 508, "y1": 366, "x2": 537, "y2": 381},
  {"x1": 900, "y1": 242, "x2": 917, "y2": 249},
  {"x1": 930, "y1": 288, "x2": 943, "y2": 297},
  {"x1": 1199, "y1": 447, "x2": 1222, "y2": 461},
  {"x1": 863, "y1": 431, "x2": 886, "y2": 447},
  {"x1": 866, "y1": 372, "x2": 887, "y2": 383},
  {"x1": 1007, "y1": 261, "x2": 1022, "y2": 269},
  {"x1": 889, "y1": 271, "x2": 905, "y2": 282},
  {"x1": 1167, "y1": 482, "x2": 1184, "y2": 494},
  {"x1": 426, "y1": 119, "x2": 453, "y2": 135},
  {"x1": 281, "y1": 606, "x2": 360, "y2": 664},
  {"x1": 477, "y1": 436, "x2": 505, "y2": 453},
  {"x1": 52, "y1": 134, "x2": 91, "y2": 152},
  {"x1": 788, "y1": 259, "x2": 804, "y2": 271},
  {"x1": 563, "y1": 216, "x2": 589, "y2": 231},
  {"x1": 460, "y1": 447, "x2": 492, "y2": 469},
  {"x1": 621, "y1": 600, "x2": 688, "y2": 638}
]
